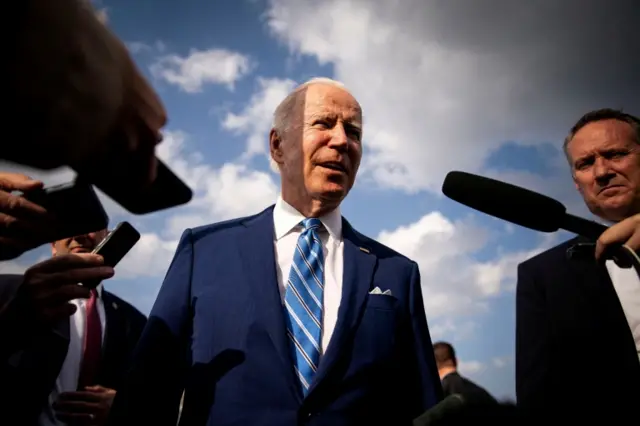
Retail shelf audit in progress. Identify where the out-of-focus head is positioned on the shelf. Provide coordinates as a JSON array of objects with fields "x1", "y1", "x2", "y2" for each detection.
[
  {"x1": 564, "y1": 108, "x2": 640, "y2": 222},
  {"x1": 51, "y1": 228, "x2": 108, "y2": 256},
  {"x1": 433, "y1": 341, "x2": 458, "y2": 370},
  {"x1": 269, "y1": 77, "x2": 363, "y2": 217}
]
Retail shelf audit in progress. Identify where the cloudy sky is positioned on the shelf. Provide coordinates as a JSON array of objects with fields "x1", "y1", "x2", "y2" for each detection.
[{"x1": 2, "y1": 0, "x2": 638, "y2": 399}]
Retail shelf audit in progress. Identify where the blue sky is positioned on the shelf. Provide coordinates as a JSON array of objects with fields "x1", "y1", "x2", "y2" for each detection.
[{"x1": 3, "y1": 0, "x2": 637, "y2": 400}]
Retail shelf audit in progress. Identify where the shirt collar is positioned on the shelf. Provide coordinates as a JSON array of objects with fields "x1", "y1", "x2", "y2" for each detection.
[
  {"x1": 273, "y1": 196, "x2": 342, "y2": 241},
  {"x1": 95, "y1": 283, "x2": 103, "y2": 298}
]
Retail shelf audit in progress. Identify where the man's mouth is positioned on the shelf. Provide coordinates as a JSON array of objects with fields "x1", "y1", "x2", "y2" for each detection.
[
  {"x1": 599, "y1": 185, "x2": 624, "y2": 194},
  {"x1": 319, "y1": 162, "x2": 347, "y2": 173}
]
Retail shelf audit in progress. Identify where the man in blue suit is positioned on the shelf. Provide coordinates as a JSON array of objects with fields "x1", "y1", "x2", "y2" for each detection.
[{"x1": 108, "y1": 77, "x2": 442, "y2": 426}]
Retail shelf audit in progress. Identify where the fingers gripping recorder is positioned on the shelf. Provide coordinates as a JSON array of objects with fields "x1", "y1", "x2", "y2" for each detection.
[{"x1": 82, "y1": 222, "x2": 140, "y2": 289}]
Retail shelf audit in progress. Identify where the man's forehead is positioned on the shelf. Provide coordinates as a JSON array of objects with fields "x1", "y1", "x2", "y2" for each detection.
[
  {"x1": 305, "y1": 107, "x2": 362, "y2": 124},
  {"x1": 571, "y1": 121, "x2": 636, "y2": 154},
  {"x1": 303, "y1": 86, "x2": 362, "y2": 121}
]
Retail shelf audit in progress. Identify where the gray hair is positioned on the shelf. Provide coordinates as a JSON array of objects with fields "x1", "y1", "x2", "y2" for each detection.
[
  {"x1": 563, "y1": 108, "x2": 640, "y2": 169},
  {"x1": 269, "y1": 77, "x2": 350, "y2": 173}
]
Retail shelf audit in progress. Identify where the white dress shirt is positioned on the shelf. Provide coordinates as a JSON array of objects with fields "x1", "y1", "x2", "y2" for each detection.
[
  {"x1": 39, "y1": 285, "x2": 107, "y2": 426},
  {"x1": 605, "y1": 261, "x2": 640, "y2": 362},
  {"x1": 273, "y1": 197, "x2": 344, "y2": 355}
]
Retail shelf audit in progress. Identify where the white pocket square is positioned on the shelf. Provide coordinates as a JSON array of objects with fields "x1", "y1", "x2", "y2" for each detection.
[{"x1": 369, "y1": 286, "x2": 393, "y2": 296}]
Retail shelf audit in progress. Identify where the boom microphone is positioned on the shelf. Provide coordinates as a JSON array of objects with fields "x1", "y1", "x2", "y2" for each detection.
[{"x1": 441, "y1": 171, "x2": 608, "y2": 240}]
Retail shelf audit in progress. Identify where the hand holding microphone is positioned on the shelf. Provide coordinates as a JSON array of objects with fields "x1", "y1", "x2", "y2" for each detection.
[
  {"x1": 441, "y1": 171, "x2": 640, "y2": 269},
  {"x1": 595, "y1": 213, "x2": 640, "y2": 264}
]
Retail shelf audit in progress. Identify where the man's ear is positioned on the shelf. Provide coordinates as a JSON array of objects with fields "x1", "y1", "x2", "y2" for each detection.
[
  {"x1": 269, "y1": 128, "x2": 284, "y2": 167},
  {"x1": 50, "y1": 242, "x2": 57, "y2": 256}
]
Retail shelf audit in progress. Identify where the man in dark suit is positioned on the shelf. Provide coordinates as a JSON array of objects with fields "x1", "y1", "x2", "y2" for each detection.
[
  {"x1": 516, "y1": 108, "x2": 640, "y2": 421},
  {"x1": 0, "y1": 229, "x2": 147, "y2": 426},
  {"x1": 433, "y1": 342, "x2": 496, "y2": 405},
  {"x1": 108, "y1": 77, "x2": 443, "y2": 426}
]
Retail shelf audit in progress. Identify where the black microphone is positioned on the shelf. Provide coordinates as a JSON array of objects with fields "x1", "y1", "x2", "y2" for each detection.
[{"x1": 441, "y1": 171, "x2": 608, "y2": 240}]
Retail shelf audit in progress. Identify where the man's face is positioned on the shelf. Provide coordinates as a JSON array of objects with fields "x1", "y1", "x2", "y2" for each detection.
[
  {"x1": 51, "y1": 229, "x2": 108, "y2": 256},
  {"x1": 279, "y1": 84, "x2": 363, "y2": 205},
  {"x1": 567, "y1": 119, "x2": 640, "y2": 221}
]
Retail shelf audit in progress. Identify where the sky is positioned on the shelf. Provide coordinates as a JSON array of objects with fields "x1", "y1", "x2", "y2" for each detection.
[{"x1": 2, "y1": 0, "x2": 639, "y2": 400}]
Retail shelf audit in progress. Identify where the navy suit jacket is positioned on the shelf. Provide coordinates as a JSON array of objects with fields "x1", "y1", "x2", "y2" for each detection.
[
  {"x1": 516, "y1": 236, "x2": 640, "y2": 422},
  {"x1": 109, "y1": 206, "x2": 442, "y2": 426}
]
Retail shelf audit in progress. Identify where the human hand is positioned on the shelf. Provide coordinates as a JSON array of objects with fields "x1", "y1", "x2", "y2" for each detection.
[
  {"x1": 54, "y1": 385, "x2": 116, "y2": 426},
  {"x1": 0, "y1": 172, "x2": 54, "y2": 260},
  {"x1": 595, "y1": 214, "x2": 640, "y2": 260},
  {"x1": 18, "y1": 253, "x2": 114, "y2": 323}
]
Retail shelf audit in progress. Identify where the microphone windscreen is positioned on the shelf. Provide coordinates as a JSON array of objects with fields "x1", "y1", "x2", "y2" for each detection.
[{"x1": 441, "y1": 171, "x2": 566, "y2": 233}]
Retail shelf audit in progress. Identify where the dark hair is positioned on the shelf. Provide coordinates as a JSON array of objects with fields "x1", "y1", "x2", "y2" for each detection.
[
  {"x1": 563, "y1": 108, "x2": 640, "y2": 162},
  {"x1": 433, "y1": 341, "x2": 457, "y2": 367}
]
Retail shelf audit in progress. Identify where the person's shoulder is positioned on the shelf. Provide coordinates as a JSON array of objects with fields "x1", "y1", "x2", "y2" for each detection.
[
  {"x1": 185, "y1": 205, "x2": 275, "y2": 243},
  {"x1": 518, "y1": 236, "x2": 581, "y2": 271},
  {"x1": 347, "y1": 223, "x2": 416, "y2": 268},
  {"x1": 103, "y1": 290, "x2": 147, "y2": 321}
]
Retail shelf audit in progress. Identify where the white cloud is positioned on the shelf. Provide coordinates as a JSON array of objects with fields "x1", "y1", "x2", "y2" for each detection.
[
  {"x1": 150, "y1": 48, "x2": 254, "y2": 93},
  {"x1": 263, "y1": 0, "x2": 639, "y2": 198},
  {"x1": 222, "y1": 77, "x2": 297, "y2": 158},
  {"x1": 127, "y1": 40, "x2": 166, "y2": 55},
  {"x1": 492, "y1": 355, "x2": 514, "y2": 369},
  {"x1": 429, "y1": 319, "x2": 478, "y2": 342},
  {"x1": 377, "y1": 211, "x2": 551, "y2": 318},
  {"x1": 157, "y1": 130, "x2": 279, "y2": 239},
  {"x1": 116, "y1": 233, "x2": 179, "y2": 279},
  {"x1": 458, "y1": 360, "x2": 485, "y2": 375}
]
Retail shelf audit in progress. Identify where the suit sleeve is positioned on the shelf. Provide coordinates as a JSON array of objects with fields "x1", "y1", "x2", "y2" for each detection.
[
  {"x1": 107, "y1": 229, "x2": 194, "y2": 426},
  {"x1": 515, "y1": 262, "x2": 550, "y2": 413},
  {"x1": 404, "y1": 262, "x2": 444, "y2": 416}
]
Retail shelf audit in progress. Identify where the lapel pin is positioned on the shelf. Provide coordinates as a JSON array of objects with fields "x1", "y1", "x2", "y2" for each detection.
[
  {"x1": 359, "y1": 247, "x2": 370, "y2": 254},
  {"x1": 112, "y1": 302, "x2": 118, "y2": 310}
]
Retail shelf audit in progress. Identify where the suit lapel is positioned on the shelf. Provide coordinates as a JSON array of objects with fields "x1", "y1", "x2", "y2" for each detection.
[
  {"x1": 238, "y1": 207, "x2": 301, "y2": 399},
  {"x1": 307, "y1": 218, "x2": 377, "y2": 397},
  {"x1": 566, "y1": 238, "x2": 637, "y2": 351}
]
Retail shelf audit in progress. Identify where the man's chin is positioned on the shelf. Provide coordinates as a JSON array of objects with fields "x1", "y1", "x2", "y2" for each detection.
[
  {"x1": 591, "y1": 199, "x2": 637, "y2": 222},
  {"x1": 319, "y1": 184, "x2": 349, "y2": 201}
]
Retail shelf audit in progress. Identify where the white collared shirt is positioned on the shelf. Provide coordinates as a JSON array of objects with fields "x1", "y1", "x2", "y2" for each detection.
[
  {"x1": 39, "y1": 285, "x2": 107, "y2": 426},
  {"x1": 273, "y1": 197, "x2": 344, "y2": 354},
  {"x1": 605, "y1": 261, "x2": 640, "y2": 362}
]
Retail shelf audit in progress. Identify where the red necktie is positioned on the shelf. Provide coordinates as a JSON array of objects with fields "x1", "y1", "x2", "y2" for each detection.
[{"x1": 78, "y1": 288, "x2": 102, "y2": 389}]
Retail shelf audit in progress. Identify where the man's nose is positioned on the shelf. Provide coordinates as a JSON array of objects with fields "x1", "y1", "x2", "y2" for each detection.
[
  {"x1": 328, "y1": 123, "x2": 348, "y2": 149},
  {"x1": 593, "y1": 158, "x2": 615, "y2": 183}
]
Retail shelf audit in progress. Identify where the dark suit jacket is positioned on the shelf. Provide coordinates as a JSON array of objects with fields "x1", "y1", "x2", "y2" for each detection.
[
  {"x1": 515, "y1": 236, "x2": 640, "y2": 421},
  {"x1": 441, "y1": 372, "x2": 496, "y2": 405},
  {"x1": 0, "y1": 274, "x2": 147, "y2": 426},
  {"x1": 108, "y1": 206, "x2": 443, "y2": 426}
]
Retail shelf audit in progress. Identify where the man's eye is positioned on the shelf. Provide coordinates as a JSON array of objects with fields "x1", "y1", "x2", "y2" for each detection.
[{"x1": 575, "y1": 160, "x2": 590, "y2": 170}]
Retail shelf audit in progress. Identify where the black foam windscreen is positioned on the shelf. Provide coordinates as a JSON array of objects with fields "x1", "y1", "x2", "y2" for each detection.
[{"x1": 441, "y1": 171, "x2": 566, "y2": 233}]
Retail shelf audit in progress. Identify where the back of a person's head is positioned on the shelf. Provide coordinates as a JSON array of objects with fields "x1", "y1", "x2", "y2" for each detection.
[{"x1": 433, "y1": 341, "x2": 457, "y2": 368}]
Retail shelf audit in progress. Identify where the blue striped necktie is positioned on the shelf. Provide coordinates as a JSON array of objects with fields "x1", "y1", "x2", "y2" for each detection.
[{"x1": 284, "y1": 218, "x2": 325, "y2": 396}]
